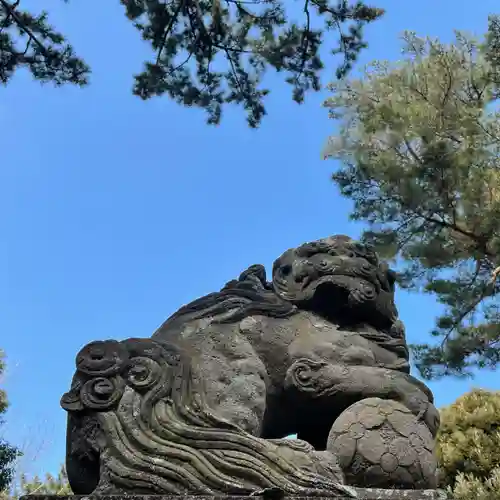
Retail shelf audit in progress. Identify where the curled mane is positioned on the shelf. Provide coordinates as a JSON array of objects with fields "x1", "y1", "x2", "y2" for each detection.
[
  {"x1": 62, "y1": 338, "x2": 353, "y2": 497},
  {"x1": 157, "y1": 265, "x2": 297, "y2": 331}
]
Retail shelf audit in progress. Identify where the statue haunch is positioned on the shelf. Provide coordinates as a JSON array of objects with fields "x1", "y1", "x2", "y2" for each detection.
[{"x1": 61, "y1": 235, "x2": 440, "y2": 496}]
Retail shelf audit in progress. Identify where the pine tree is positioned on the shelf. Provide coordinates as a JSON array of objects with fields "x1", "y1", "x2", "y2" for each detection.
[
  {"x1": 0, "y1": 1, "x2": 89, "y2": 86},
  {"x1": 437, "y1": 389, "x2": 500, "y2": 500},
  {"x1": 323, "y1": 18, "x2": 500, "y2": 379},
  {"x1": 0, "y1": 0, "x2": 384, "y2": 127}
]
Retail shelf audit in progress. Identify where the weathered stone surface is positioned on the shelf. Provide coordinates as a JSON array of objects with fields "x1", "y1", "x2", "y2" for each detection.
[
  {"x1": 21, "y1": 492, "x2": 450, "y2": 500},
  {"x1": 328, "y1": 399, "x2": 437, "y2": 489},
  {"x1": 61, "y1": 235, "x2": 441, "y2": 496}
]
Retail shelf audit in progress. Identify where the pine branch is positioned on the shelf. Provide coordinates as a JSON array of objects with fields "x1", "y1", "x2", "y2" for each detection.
[{"x1": 0, "y1": 0, "x2": 47, "y2": 56}]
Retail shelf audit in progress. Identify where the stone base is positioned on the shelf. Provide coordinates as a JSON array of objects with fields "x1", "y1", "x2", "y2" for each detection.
[
  {"x1": 21, "y1": 492, "x2": 450, "y2": 500},
  {"x1": 353, "y1": 490, "x2": 449, "y2": 499}
]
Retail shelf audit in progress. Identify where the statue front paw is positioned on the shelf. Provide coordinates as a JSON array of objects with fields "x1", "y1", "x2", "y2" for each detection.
[{"x1": 284, "y1": 358, "x2": 347, "y2": 397}]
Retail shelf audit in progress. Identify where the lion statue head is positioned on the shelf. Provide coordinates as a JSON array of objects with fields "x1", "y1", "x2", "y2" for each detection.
[{"x1": 272, "y1": 235, "x2": 398, "y2": 331}]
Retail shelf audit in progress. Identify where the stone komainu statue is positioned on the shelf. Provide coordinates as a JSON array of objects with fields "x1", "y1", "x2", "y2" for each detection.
[{"x1": 61, "y1": 235, "x2": 440, "y2": 497}]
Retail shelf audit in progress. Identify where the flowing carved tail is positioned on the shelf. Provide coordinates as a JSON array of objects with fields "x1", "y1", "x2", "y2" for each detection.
[{"x1": 61, "y1": 338, "x2": 356, "y2": 497}]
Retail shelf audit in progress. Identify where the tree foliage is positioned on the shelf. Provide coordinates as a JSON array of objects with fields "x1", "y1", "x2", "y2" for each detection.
[
  {"x1": 323, "y1": 18, "x2": 500, "y2": 379},
  {"x1": 0, "y1": 0, "x2": 384, "y2": 127},
  {"x1": 437, "y1": 389, "x2": 500, "y2": 500},
  {"x1": 0, "y1": 441, "x2": 18, "y2": 494},
  {"x1": 122, "y1": 0, "x2": 384, "y2": 127},
  {"x1": 0, "y1": 351, "x2": 20, "y2": 494},
  {"x1": 5, "y1": 465, "x2": 72, "y2": 498},
  {"x1": 0, "y1": 0, "x2": 89, "y2": 86}
]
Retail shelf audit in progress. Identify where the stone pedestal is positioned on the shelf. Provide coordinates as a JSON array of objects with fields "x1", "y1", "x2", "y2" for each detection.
[{"x1": 21, "y1": 492, "x2": 450, "y2": 500}]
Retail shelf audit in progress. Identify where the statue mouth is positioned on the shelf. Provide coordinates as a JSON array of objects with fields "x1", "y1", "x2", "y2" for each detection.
[
  {"x1": 300, "y1": 274, "x2": 393, "y2": 328},
  {"x1": 302, "y1": 273, "x2": 379, "y2": 302}
]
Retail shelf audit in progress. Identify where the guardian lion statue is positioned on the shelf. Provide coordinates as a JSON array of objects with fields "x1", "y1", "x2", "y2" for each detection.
[{"x1": 61, "y1": 235, "x2": 440, "y2": 497}]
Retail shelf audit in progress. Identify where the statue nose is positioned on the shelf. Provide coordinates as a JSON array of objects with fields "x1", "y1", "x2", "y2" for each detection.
[{"x1": 293, "y1": 260, "x2": 312, "y2": 282}]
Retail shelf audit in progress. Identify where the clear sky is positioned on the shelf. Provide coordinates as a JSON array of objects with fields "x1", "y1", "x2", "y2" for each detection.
[{"x1": 1, "y1": 0, "x2": 499, "y2": 480}]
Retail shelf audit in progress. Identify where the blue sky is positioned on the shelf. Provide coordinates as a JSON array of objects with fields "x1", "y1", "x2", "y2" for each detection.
[{"x1": 1, "y1": 0, "x2": 499, "y2": 480}]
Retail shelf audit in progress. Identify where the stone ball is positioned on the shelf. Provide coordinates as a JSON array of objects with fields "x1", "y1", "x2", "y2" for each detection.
[{"x1": 327, "y1": 397, "x2": 438, "y2": 489}]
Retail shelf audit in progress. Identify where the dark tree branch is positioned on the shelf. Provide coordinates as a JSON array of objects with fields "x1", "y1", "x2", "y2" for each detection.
[
  {"x1": 294, "y1": 0, "x2": 311, "y2": 87},
  {"x1": 0, "y1": 0, "x2": 47, "y2": 56},
  {"x1": 0, "y1": 0, "x2": 18, "y2": 34},
  {"x1": 155, "y1": 0, "x2": 186, "y2": 66}
]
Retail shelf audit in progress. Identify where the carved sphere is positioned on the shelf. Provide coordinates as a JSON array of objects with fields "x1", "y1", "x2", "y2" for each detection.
[{"x1": 327, "y1": 397, "x2": 438, "y2": 489}]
